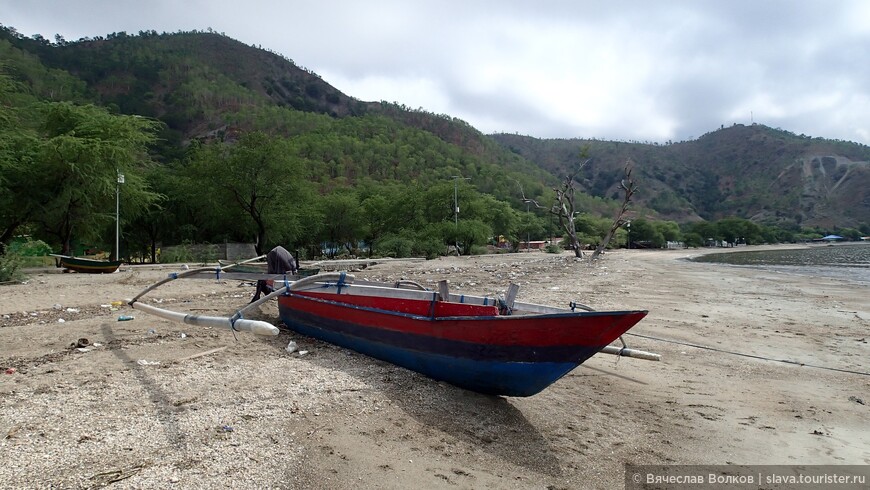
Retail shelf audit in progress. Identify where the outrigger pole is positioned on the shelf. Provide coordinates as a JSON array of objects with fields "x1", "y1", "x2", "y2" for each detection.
[
  {"x1": 127, "y1": 301, "x2": 280, "y2": 336},
  {"x1": 127, "y1": 257, "x2": 351, "y2": 337},
  {"x1": 127, "y1": 254, "x2": 283, "y2": 335}
]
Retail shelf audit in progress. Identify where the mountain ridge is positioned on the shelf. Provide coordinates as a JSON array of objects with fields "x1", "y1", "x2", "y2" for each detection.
[{"x1": 490, "y1": 124, "x2": 870, "y2": 227}]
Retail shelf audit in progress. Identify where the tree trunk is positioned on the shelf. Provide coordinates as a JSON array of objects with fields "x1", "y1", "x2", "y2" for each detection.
[
  {"x1": 590, "y1": 225, "x2": 618, "y2": 260},
  {"x1": 590, "y1": 163, "x2": 637, "y2": 261},
  {"x1": 570, "y1": 235, "x2": 583, "y2": 257}
]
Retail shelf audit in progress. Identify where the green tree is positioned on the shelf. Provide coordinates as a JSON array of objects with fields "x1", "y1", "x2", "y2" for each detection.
[
  {"x1": 318, "y1": 191, "x2": 366, "y2": 257},
  {"x1": 27, "y1": 102, "x2": 160, "y2": 255},
  {"x1": 358, "y1": 181, "x2": 418, "y2": 256},
  {"x1": 478, "y1": 194, "x2": 519, "y2": 245},
  {"x1": 682, "y1": 232, "x2": 704, "y2": 248},
  {"x1": 0, "y1": 73, "x2": 39, "y2": 252},
  {"x1": 654, "y1": 221, "x2": 681, "y2": 242},
  {"x1": 717, "y1": 217, "x2": 762, "y2": 245},
  {"x1": 515, "y1": 211, "x2": 547, "y2": 251},
  {"x1": 629, "y1": 218, "x2": 665, "y2": 248},
  {"x1": 181, "y1": 131, "x2": 308, "y2": 254},
  {"x1": 687, "y1": 221, "x2": 721, "y2": 244},
  {"x1": 574, "y1": 213, "x2": 611, "y2": 247},
  {"x1": 448, "y1": 219, "x2": 492, "y2": 256}
]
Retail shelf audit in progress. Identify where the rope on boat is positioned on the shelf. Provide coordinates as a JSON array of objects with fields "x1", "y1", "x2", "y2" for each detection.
[{"x1": 625, "y1": 332, "x2": 870, "y2": 377}]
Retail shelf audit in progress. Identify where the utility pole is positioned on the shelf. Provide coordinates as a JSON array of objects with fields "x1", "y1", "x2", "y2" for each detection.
[
  {"x1": 451, "y1": 176, "x2": 470, "y2": 254},
  {"x1": 522, "y1": 199, "x2": 532, "y2": 252},
  {"x1": 116, "y1": 171, "x2": 124, "y2": 261},
  {"x1": 454, "y1": 178, "x2": 459, "y2": 227},
  {"x1": 451, "y1": 176, "x2": 470, "y2": 225}
]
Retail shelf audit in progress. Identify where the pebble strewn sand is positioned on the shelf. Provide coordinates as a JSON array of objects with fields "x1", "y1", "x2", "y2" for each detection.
[{"x1": 2, "y1": 248, "x2": 869, "y2": 488}]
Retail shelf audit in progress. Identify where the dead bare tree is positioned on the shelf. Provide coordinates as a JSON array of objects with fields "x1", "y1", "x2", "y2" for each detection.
[
  {"x1": 517, "y1": 158, "x2": 591, "y2": 258},
  {"x1": 590, "y1": 161, "x2": 638, "y2": 260},
  {"x1": 516, "y1": 160, "x2": 587, "y2": 258},
  {"x1": 550, "y1": 160, "x2": 590, "y2": 258}
]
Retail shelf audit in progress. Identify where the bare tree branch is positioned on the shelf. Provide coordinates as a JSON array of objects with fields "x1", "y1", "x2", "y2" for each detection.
[
  {"x1": 590, "y1": 160, "x2": 638, "y2": 260},
  {"x1": 513, "y1": 179, "x2": 542, "y2": 209},
  {"x1": 550, "y1": 158, "x2": 590, "y2": 258}
]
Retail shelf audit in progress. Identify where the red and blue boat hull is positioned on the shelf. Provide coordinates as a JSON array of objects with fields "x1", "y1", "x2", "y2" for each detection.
[{"x1": 277, "y1": 291, "x2": 647, "y2": 397}]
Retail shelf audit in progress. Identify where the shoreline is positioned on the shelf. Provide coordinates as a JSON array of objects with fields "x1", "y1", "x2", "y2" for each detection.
[
  {"x1": 2, "y1": 248, "x2": 869, "y2": 488},
  {"x1": 681, "y1": 242, "x2": 870, "y2": 285}
]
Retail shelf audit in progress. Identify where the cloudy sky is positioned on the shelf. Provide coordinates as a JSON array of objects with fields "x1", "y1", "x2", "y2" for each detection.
[{"x1": 3, "y1": 0, "x2": 868, "y2": 144}]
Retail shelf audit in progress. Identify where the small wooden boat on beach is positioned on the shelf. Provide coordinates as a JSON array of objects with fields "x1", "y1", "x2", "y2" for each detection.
[
  {"x1": 127, "y1": 265, "x2": 657, "y2": 397},
  {"x1": 51, "y1": 254, "x2": 123, "y2": 274},
  {"x1": 276, "y1": 274, "x2": 650, "y2": 396}
]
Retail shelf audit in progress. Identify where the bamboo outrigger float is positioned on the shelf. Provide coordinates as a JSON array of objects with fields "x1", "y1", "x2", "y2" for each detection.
[{"x1": 127, "y1": 260, "x2": 660, "y2": 396}]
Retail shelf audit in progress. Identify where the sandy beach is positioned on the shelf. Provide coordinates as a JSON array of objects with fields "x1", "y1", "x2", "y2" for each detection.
[{"x1": 1, "y1": 247, "x2": 868, "y2": 488}]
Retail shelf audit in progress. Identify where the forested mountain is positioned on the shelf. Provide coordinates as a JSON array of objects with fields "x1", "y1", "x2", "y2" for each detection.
[
  {"x1": 1, "y1": 25, "x2": 868, "y2": 264},
  {"x1": 492, "y1": 125, "x2": 870, "y2": 228},
  {"x1": 0, "y1": 27, "x2": 523, "y2": 162},
  {"x1": 0, "y1": 26, "x2": 560, "y2": 260}
]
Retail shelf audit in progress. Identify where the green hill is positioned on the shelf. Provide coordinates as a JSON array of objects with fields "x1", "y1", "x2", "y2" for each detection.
[
  {"x1": 1, "y1": 25, "x2": 868, "y2": 260},
  {"x1": 491, "y1": 125, "x2": 870, "y2": 228}
]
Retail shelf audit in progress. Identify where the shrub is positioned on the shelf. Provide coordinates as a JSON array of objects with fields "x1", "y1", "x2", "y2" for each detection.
[
  {"x1": 159, "y1": 244, "x2": 194, "y2": 263},
  {"x1": 544, "y1": 243, "x2": 563, "y2": 254},
  {"x1": 7, "y1": 239, "x2": 53, "y2": 257},
  {"x1": 412, "y1": 224, "x2": 448, "y2": 259},
  {"x1": 0, "y1": 252, "x2": 25, "y2": 283},
  {"x1": 376, "y1": 234, "x2": 414, "y2": 258},
  {"x1": 195, "y1": 244, "x2": 221, "y2": 264},
  {"x1": 468, "y1": 245, "x2": 489, "y2": 256}
]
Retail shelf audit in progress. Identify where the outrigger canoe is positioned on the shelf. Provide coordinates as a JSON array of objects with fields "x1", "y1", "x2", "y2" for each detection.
[
  {"x1": 278, "y1": 274, "x2": 650, "y2": 396},
  {"x1": 127, "y1": 264, "x2": 657, "y2": 397},
  {"x1": 51, "y1": 254, "x2": 123, "y2": 274}
]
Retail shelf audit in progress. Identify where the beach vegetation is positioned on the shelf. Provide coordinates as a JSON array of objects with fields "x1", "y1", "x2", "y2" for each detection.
[{"x1": 0, "y1": 251, "x2": 25, "y2": 283}]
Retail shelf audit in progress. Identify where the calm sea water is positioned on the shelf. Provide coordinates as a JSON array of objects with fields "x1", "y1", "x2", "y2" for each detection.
[{"x1": 689, "y1": 243, "x2": 870, "y2": 284}]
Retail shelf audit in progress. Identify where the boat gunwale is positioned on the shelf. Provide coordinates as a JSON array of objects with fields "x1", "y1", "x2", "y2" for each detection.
[
  {"x1": 281, "y1": 290, "x2": 647, "y2": 322},
  {"x1": 288, "y1": 279, "x2": 568, "y2": 312}
]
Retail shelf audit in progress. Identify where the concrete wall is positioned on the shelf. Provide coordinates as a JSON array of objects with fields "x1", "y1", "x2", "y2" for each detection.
[{"x1": 160, "y1": 242, "x2": 257, "y2": 262}]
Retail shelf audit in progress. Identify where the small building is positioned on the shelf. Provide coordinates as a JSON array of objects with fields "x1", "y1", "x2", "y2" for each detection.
[{"x1": 518, "y1": 240, "x2": 548, "y2": 250}]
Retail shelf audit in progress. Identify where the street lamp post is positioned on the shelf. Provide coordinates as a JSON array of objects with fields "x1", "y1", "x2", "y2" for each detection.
[
  {"x1": 451, "y1": 176, "x2": 470, "y2": 255},
  {"x1": 451, "y1": 175, "x2": 471, "y2": 228},
  {"x1": 523, "y1": 199, "x2": 531, "y2": 252},
  {"x1": 452, "y1": 176, "x2": 471, "y2": 224},
  {"x1": 454, "y1": 179, "x2": 459, "y2": 227},
  {"x1": 116, "y1": 171, "x2": 124, "y2": 261}
]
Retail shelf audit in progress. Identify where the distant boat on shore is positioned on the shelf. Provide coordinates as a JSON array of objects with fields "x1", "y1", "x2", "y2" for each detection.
[{"x1": 50, "y1": 254, "x2": 123, "y2": 274}]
